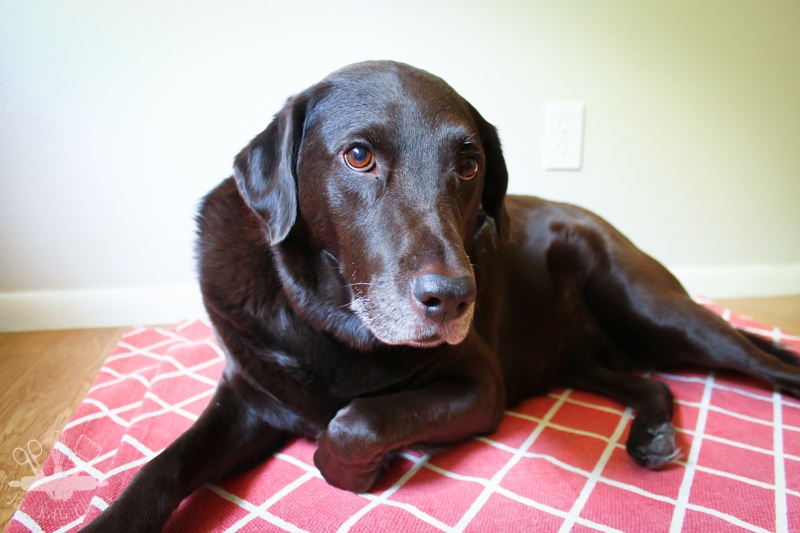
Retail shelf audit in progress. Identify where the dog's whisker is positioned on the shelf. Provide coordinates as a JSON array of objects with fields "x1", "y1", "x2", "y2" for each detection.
[{"x1": 321, "y1": 249, "x2": 341, "y2": 265}]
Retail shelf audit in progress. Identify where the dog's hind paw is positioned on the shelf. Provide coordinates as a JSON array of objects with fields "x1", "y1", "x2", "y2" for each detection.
[{"x1": 626, "y1": 421, "x2": 682, "y2": 470}]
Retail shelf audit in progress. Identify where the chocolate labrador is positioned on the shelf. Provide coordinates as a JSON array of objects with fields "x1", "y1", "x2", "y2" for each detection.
[{"x1": 83, "y1": 61, "x2": 800, "y2": 531}]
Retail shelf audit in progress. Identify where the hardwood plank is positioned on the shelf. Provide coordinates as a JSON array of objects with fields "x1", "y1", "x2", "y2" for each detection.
[
  {"x1": 716, "y1": 295, "x2": 800, "y2": 335},
  {"x1": 0, "y1": 327, "x2": 127, "y2": 530}
]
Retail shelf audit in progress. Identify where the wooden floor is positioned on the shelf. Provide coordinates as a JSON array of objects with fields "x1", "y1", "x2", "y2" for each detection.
[
  {"x1": 0, "y1": 296, "x2": 798, "y2": 530},
  {"x1": 0, "y1": 326, "x2": 128, "y2": 530}
]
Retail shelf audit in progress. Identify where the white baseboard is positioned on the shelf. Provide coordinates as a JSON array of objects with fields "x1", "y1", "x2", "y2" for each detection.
[
  {"x1": 1, "y1": 264, "x2": 798, "y2": 332},
  {"x1": 668, "y1": 263, "x2": 800, "y2": 300},
  {"x1": 0, "y1": 284, "x2": 206, "y2": 332}
]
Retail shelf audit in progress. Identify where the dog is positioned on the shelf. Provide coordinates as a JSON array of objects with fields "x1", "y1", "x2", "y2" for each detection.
[{"x1": 83, "y1": 61, "x2": 800, "y2": 531}]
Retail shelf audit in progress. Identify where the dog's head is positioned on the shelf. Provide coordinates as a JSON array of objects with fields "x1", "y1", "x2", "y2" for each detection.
[{"x1": 234, "y1": 61, "x2": 510, "y2": 347}]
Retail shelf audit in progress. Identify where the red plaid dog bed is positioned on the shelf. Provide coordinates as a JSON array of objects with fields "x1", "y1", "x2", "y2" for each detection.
[{"x1": 8, "y1": 299, "x2": 800, "y2": 532}]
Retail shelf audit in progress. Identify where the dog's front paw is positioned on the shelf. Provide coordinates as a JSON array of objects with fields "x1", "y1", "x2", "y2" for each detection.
[
  {"x1": 626, "y1": 412, "x2": 681, "y2": 469},
  {"x1": 314, "y1": 406, "x2": 387, "y2": 493},
  {"x1": 314, "y1": 437, "x2": 386, "y2": 493}
]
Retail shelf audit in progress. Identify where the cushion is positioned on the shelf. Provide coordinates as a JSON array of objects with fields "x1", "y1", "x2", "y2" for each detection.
[{"x1": 8, "y1": 299, "x2": 800, "y2": 532}]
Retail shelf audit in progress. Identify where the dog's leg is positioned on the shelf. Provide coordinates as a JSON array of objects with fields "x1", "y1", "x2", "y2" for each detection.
[
  {"x1": 314, "y1": 378, "x2": 503, "y2": 493},
  {"x1": 580, "y1": 237, "x2": 800, "y2": 397},
  {"x1": 652, "y1": 299, "x2": 800, "y2": 397},
  {"x1": 81, "y1": 378, "x2": 288, "y2": 533},
  {"x1": 598, "y1": 278, "x2": 800, "y2": 398},
  {"x1": 562, "y1": 366, "x2": 680, "y2": 469}
]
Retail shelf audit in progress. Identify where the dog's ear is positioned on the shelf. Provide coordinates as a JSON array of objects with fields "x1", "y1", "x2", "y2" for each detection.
[
  {"x1": 471, "y1": 106, "x2": 512, "y2": 241},
  {"x1": 233, "y1": 94, "x2": 307, "y2": 245}
]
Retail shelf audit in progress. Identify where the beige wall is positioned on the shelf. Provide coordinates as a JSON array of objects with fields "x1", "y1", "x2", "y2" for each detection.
[{"x1": 1, "y1": 1, "x2": 798, "y2": 330}]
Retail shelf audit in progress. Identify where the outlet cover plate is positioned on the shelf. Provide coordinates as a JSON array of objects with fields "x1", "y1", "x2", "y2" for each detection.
[{"x1": 543, "y1": 102, "x2": 584, "y2": 171}]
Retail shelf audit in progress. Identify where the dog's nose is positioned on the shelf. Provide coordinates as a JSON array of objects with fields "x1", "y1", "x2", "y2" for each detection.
[{"x1": 412, "y1": 273, "x2": 476, "y2": 323}]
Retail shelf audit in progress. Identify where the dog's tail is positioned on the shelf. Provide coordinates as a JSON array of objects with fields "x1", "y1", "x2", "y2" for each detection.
[{"x1": 740, "y1": 330, "x2": 800, "y2": 367}]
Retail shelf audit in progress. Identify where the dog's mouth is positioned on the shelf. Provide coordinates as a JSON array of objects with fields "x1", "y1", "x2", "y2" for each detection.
[
  {"x1": 345, "y1": 265, "x2": 476, "y2": 348},
  {"x1": 407, "y1": 333, "x2": 446, "y2": 348},
  {"x1": 409, "y1": 304, "x2": 476, "y2": 347},
  {"x1": 350, "y1": 294, "x2": 475, "y2": 348},
  {"x1": 384, "y1": 320, "x2": 473, "y2": 348}
]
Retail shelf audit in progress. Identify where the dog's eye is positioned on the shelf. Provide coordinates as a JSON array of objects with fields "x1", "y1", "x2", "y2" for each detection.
[
  {"x1": 344, "y1": 147, "x2": 375, "y2": 171},
  {"x1": 458, "y1": 157, "x2": 479, "y2": 180}
]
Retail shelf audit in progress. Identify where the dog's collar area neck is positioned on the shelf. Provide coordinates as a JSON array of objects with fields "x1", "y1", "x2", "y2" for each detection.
[
  {"x1": 271, "y1": 243, "x2": 379, "y2": 351},
  {"x1": 474, "y1": 207, "x2": 499, "y2": 251},
  {"x1": 475, "y1": 207, "x2": 496, "y2": 235}
]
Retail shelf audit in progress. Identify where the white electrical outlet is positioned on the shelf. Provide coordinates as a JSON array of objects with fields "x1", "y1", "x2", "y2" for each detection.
[{"x1": 543, "y1": 102, "x2": 584, "y2": 171}]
